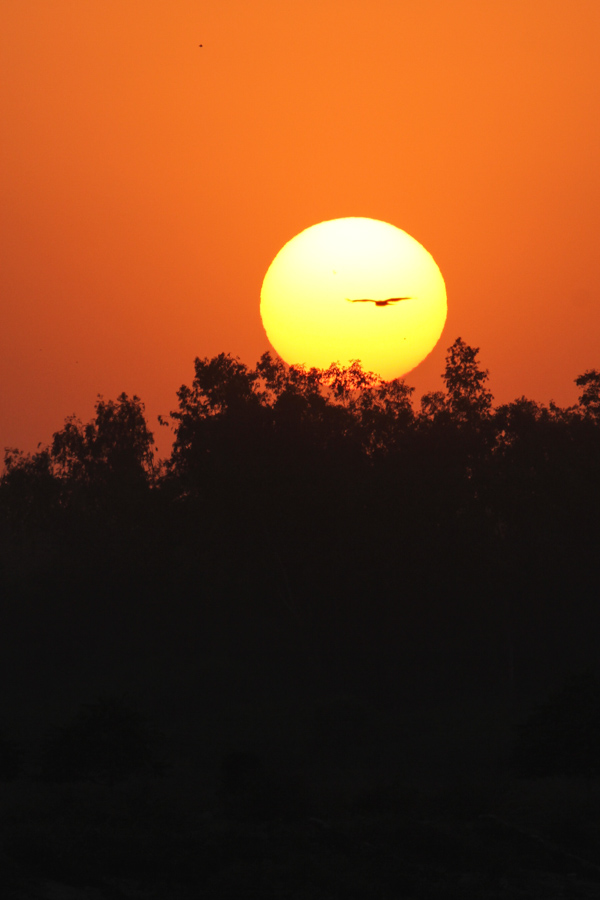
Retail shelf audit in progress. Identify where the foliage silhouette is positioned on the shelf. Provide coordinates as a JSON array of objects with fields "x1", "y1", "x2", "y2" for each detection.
[
  {"x1": 0, "y1": 447, "x2": 59, "y2": 534},
  {"x1": 51, "y1": 392, "x2": 155, "y2": 498},
  {"x1": 442, "y1": 336, "x2": 493, "y2": 424},
  {"x1": 0, "y1": 335, "x2": 599, "y2": 732},
  {"x1": 576, "y1": 369, "x2": 600, "y2": 422},
  {"x1": 1, "y1": 392, "x2": 154, "y2": 525}
]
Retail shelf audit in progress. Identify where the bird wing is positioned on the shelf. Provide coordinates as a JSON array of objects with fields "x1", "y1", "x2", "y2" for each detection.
[{"x1": 346, "y1": 297, "x2": 412, "y2": 304}]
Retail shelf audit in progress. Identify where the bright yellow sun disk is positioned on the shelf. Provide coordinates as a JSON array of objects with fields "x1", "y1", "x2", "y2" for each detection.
[{"x1": 260, "y1": 217, "x2": 447, "y2": 380}]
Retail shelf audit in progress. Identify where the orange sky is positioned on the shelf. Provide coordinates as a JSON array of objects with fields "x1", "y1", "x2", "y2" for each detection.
[{"x1": 2, "y1": 0, "x2": 599, "y2": 457}]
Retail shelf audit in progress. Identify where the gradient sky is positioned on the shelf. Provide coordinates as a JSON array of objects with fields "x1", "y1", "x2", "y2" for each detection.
[{"x1": 2, "y1": 0, "x2": 599, "y2": 456}]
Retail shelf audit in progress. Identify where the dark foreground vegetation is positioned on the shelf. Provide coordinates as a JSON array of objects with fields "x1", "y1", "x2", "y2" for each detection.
[{"x1": 1, "y1": 338, "x2": 600, "y2": 897}]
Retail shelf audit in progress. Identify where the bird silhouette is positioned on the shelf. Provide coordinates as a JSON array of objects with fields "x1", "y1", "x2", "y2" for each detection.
[{"x1": 346, "y1": 297, "x2": 412, "y2": 307}]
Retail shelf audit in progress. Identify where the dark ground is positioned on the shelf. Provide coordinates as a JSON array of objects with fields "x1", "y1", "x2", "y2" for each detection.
[
  {"x1": 3, "y1": 758, "x2": 600, "y2": 898},
  {"x1": 2, "y1": 674, "x2": 600, "y2": 899}
]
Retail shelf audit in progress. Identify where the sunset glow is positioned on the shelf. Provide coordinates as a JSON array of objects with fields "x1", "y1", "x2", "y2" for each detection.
[
  {"x1": 1, "y1": 1, "x2": 599, "y2": 453},
  {"x1": 260, "y1": 218, "x2": 447, "y2": 380}
]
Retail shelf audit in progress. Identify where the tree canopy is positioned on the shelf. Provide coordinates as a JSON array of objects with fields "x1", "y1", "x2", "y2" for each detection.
[{"x1": 1, "y1": 336, "x2": 599, "y2": 742}]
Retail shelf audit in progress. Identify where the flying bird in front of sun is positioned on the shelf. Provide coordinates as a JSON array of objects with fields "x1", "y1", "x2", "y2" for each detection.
[
  {"x1": 260, "y1": 218, "x2": 447, "y2": 380},
  {"x1": 346, "y1": 297, "x2": 412, "y2": 307}
]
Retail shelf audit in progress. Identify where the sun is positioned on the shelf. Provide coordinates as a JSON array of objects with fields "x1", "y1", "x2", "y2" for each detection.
[{"x1": 260, "y1": 217, "x2": 447, "y2": 380}]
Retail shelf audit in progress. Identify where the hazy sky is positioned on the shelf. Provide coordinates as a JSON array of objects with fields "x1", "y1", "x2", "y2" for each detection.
[{"x1": 2, "y1": 0, "x2": 599, "y2": 455}]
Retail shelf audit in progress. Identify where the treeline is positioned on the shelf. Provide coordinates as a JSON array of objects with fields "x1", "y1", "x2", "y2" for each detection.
[
  {"x1": 4, "y1": 336, "x2": 600, "y2": 519},
  {"x1": 1, "y1": 338, "x2": 600, "y2": 725}
]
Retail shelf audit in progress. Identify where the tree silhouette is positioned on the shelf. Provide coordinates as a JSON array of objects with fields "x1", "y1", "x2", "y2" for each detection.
[
  {"x1": 2, "y1": 392, "x2": 156, "y2": 525},
  {"x1": 418, "y1": 389, "x2": 447, "y2": 424},
  {"x1": 0, "y1": 447, "x2": 59, "y2": 534},
  {"x1": 442, "y1": 336, "x2": 493, "y2": 425},
  {"x1": 167, "y1": 353, "x2": 269, "y2": 497},
  {"x1": 51, "y1": 392, "x2": 155, "y2": 490},
  {"x1": 576, "y1": 369, "x2": 600, "y2": 423},
  {"x1": 355, "y1": 376, "x2": 415, "y2": 456},
  {"x1": 1, "y1": 335, "x2": 599, "y2": 743}
]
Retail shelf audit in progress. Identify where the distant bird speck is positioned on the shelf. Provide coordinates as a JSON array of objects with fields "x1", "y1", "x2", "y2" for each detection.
[{"x1": 346, "y1": 297, "x2": 412, "y2": 307}]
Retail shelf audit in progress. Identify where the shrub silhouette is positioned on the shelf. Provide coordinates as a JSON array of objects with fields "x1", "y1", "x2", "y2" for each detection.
[
  {"x1": 39, "y1": 695, "x2": 159, "y2": 784},
  {"x1": 512, "y1": 670, "x2": 600, "y2": 777}
]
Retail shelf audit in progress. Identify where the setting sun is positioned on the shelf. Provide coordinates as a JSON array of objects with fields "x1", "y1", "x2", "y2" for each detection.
[{"x1": 260, "y1": 218, "x2": 447, "y2": 380}]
